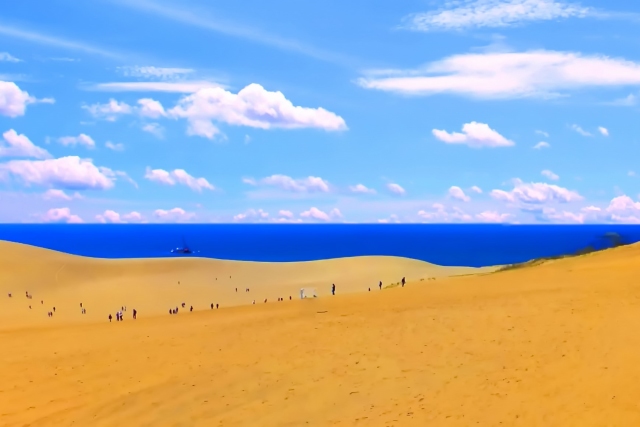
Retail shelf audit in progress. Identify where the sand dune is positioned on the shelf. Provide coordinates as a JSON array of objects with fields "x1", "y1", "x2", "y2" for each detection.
[
  {"x1": 0, "y1": 240, "x2": 492, "y2": 329},
  {"x1": 3, "y1": 240, "x2": 640, "y2": 425}
]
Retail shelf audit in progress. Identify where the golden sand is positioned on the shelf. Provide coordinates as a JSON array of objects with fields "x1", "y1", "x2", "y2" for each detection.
[{"x1": 2, "y1": 240, "x2": 640, "y2": 426}]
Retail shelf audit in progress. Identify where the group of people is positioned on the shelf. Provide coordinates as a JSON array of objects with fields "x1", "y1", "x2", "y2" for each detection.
[{"x1": 108, "y1": 306, "x2": 136, "y2": 322}]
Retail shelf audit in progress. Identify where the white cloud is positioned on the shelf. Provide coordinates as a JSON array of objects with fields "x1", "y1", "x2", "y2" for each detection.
[
  {"x1": 0, "y1": 81, "x2": 43, "y2": 117},
  {"x1": 167, "y1": 83, "x2": 347, "y2": 139},
  {"x1": 535, "y1": 130, "x2": 550, "y2": 137},
  {"x1": 89, "y1": 81, "x2": 224, "y2": 93},
  {"x1": 571, "y1": 124, "x2": 592, "y2": 137},
  {"x1": 82, "y1": 99, "x2": 132, "y2": 121},
  {"x1": 57, "y1": 133, "x2": 96, "y2": 147},
  {"x1": 142, "y1": 122, "x2": 164, "y2": 138},
  {"x1": 233, "y1": 208, "x2": 269, "y2": 222},
  {"x1": 475, "y1": 211, "x2": 512, "y2": 223},
  {"x1": 378, "y1": 214, "x2": 401, "y2": 223},
  {"x1": 541, "y1": 169, "x2": 559, "y2": 180},
  {"x1": 404, "y1": 0, "x2": 591, "y2": 31},
  {"x1": 417, "y1": 204, "x2": 472, "y2": 222},
  {"x1": 358, "y1": 50, "x2": 640, "y2": 99},
  {"x1": 0, "y1": 52, "x2": 21, "y2": 62},
  {"x1": 153, "y1": 207, "x2": 195, "y2": 222},
  {"x1": 278, "y1": 210, "x2": 294, "y2": 218},
  {"x1": 96, "y1": 210, "x2": 144, "y2": 223},
  {"x1": 258, "y1": 174, "x2": 330, "y2": 193},
  {"x1": 470, "y1": 185, "x2": 483, "y2": 193},
  {"x1": 42, "y1": 207, "x2": 83, "y2": 223},
  {"x1": 1, "y1": 156, "x2": 115, "y2": 190},
  {"x1": 117, "y1": 66, "x2": 194, "y2": 80},
  {"x1": 386, "y1": 183, "x2": 406, "y2": 195},
  {"x1": 607, "y1": 93, "x2": 637, "y2": 106},
  {"x1": 349, "y1": 183, "x2": 376, "y2": 194},
  {"x1": 138, "y1": 98, "x2": 166, "y2": 118},
  {"x1": 448, "y1": 186, "x2": 470, "y2": 201},
  {"x1": 42, "y1": 189, "x2": 82, "y2": 201},
  {"x1": 540, "y1": 207, "x2": 585, "y2": 223},
  {"x1": 144, "y1": 167, "x2": 214, "y2": 192},
  {"x1": 300, "y1": 207, "x2": 342, "y2": 222},
  {"x1": 629, "y1": 171, "x2": 636, "y2": 177},
  {"x1": 433, "y1": 122, "x2": 514, "y2": 148},
  {"x1": 105, "y1": 141, "x2": 124, "y2": 151},
  {"x1": 598, "y1": 126, "x2": 609, "y2": 136},
  {"x1": 533, "y1": 141, "x2": 550, "y2": 149},
  {"x1": 490, "y1": 178, "x2": 582, "y2": 204},
  {"x1": 0, "y1": 129, "x2": 51, "y2": 159}
]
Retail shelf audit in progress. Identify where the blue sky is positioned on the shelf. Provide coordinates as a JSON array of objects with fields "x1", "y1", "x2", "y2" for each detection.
[{"x1": 1, "y1": 0, "x2": 640, "y2": 223}]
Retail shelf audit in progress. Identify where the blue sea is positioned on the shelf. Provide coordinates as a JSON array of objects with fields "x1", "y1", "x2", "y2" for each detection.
[{"x1": 1, "y1": 224, "x2": 639, "y2": 267}]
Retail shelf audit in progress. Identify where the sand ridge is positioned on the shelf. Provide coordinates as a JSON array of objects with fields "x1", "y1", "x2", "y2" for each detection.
[{"x1": 3, "y1": 241, "x2": 640, "y2": 425}]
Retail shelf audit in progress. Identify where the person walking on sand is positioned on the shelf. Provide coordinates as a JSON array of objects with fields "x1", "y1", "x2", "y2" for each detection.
[
  {"x1": 401, "y1": 277, "x2": 406, "y2": 287},
  {"x1": 332, "y1": 284, "x2": 336, "y2": 296},
  {"x1": 190, "y1": 306, "x2": 193, "y2": 312},
  {"x1": 133, "y1": 309, "x2": 137, "y2": 320},
  {"x1": 211, "y1": 303, "x2": 214, "y2": 309},
  {"x1": 379, "y1": 281, "x2": 382, "y2": 290},
  {"x1": 109, "y1": 314, "x2": 112, "y2": 322},
  {"x1": 216, "y1": 304, "x2": 219, "y2": 309}
]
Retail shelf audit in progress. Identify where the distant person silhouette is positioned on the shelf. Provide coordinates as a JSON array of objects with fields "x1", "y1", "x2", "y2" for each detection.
[
  {"x1": 401, "y1": 277, "x2": 405, "y2": 287},
  {"x1": 331, "y1": 284, "x2": 336, "y2": 295},
  {"x1": 109, "y1": 314, "x2": 112, "y2": 322},
  {"x1": 379, "y1": 281, "x2": 382, "y2": 290},
  {"x1": 133, "y1": 309, "x2": 137, "y2": 320},
  {"x1": 216, "y1": 304, "x2": 219, "y2": 309},
  {"x1": 211, "y1": 303, "x2": 214, "y2": 309},
  {"x1": 190, "y1": 306, "x2": 193, "y2": 312}
]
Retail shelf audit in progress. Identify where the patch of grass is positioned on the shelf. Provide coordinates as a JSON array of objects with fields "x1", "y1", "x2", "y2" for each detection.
[{"x1": 493, "y1": 244, "x2": 621, "y2": 274}]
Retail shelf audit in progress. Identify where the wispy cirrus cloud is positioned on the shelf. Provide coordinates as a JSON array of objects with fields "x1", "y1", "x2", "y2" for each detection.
[
  {"x1": 0, "y1": 23, "x2": 123, "y2": 59},
  {"x1": 402, "y1": 0, "x2": 593, "y2": 32},
  {"x1": 358, "y1": 50, "x2": 640, "y2": 99},
  {"x1": 106, "y1": 0, "x2": 354, "y2": 67}
]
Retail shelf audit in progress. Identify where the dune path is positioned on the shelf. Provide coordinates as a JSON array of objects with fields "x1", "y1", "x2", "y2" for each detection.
[{"x1": 2, "y1": 241, "x2": 640, "y2": 425}]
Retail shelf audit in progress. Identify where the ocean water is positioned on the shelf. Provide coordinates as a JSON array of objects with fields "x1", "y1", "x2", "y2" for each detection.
[{"x1": 0, "y1": 224, "x2": 639, "y2": 267}]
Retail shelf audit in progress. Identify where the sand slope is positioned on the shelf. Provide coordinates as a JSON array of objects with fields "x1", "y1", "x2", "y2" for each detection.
[
  {"x1": 0, "y1": 240, "x2": 491, "y2": 329},
  {"x1": 3, "y1": 241, "x2": 640, "y2": 425}
]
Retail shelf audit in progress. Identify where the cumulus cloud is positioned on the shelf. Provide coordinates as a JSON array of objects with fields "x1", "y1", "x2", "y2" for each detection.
[
  {"x1": 448, "y1": 186, "x2": 470, "y2": 201},
  {"x1": 233, "y1": 208, "x2": 269, "y2": 222},
  {"x1": 144, "y1": 167, "x2": 214, "y2": 192},
  {"x1": 82, "y1": 99, "x2": 132, "y2": 121},
  {"x1": 470, "y1": 185, "x2": 483, "y2": 193},
  {"x1": 533, "y1": 141, "x2": 550, "y2": 149},
  {"x1": 386, "y1": 183, "x2": 406, "y2": 195},
  {"x1": 278, "y1": 210, "x2": 294, "y2": 219},
  {"x1": 475, "y1": 211, "x2": 512, "y2": 223},
  {"x1": 256, "y1": 174, "x2": 330, "y2": 193},
  {"x1": 0, "y1": 129, "x2": 51, "y2": 158},
  {"x1": 490, "y1": 178, "x2": 582, "y2": 204},
  {"x1": 432, "y1": 122, "x2": 514, "y2": 148},
  {"x1": 57, "y1": 133, "x2": 96, "y2": 147},
  {"x1": 42, "y1": 189, "x2": 82, "y2": 201},
  {"x1": 153, "y1": 207, "x2": 195, "y2": 222},
  {"x1": 90, "y1": 81, "x2": 224, "y2": 93},
  {"x1": 541, "y1": 169, "x2": 559, "y2": 180},
  {"x1": 96, "y1": 210, "x2": 143, "y2": 223},
  {"x1": 300, "y1": 207, "x2": 342, "y2": 222},
  {"x1": 0, "y1": 81, "x2": 52, "y2": 117},
  {"x1": 607, "y1": 93, "x2": 637, "y2": 107},
  {"x1": 418, "y1": 204, "x2": 472, "y2": 222},
  {"x1": 536, "y1": 130, "x2": 550, "y2": 137},
  {"x1": 138, "y1": 98, "x2": 166, "y2": 118},
  {"x1": 167, "y1": 83, "x2": 347, "y2": 139},
  {"x1": 403, "y1": 0, "x2": 591, "y2": 32},
  {"x1": 571, "y1": 124, "x2": 592, "y2": 137},
  {"x1": 42, "y1": 207, "x2": 83, "y2": 223},
  {"x1": 349, "y1": 183, "x2": 376, "y2": 194},
  {"x1": 105, "y1": 141, "x2": 124, "y2": 151},
  {"x1": 358, "y1": 50, "x2": 640, "y2": 99},
  {"x1": 0, "y1": 156, "x2": 115, "y2": 190},
  {"x1": 142, "y1": 123, "x2": 164, "y2": 138},
  {"x1": 598, "y1": 126, "x2": 609, "y2": 136}
]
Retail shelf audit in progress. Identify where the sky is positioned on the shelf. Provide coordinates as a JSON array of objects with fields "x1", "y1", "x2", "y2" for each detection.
[{"x1": 1, "y1": 0, "x2": 640, "y2": 224}]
